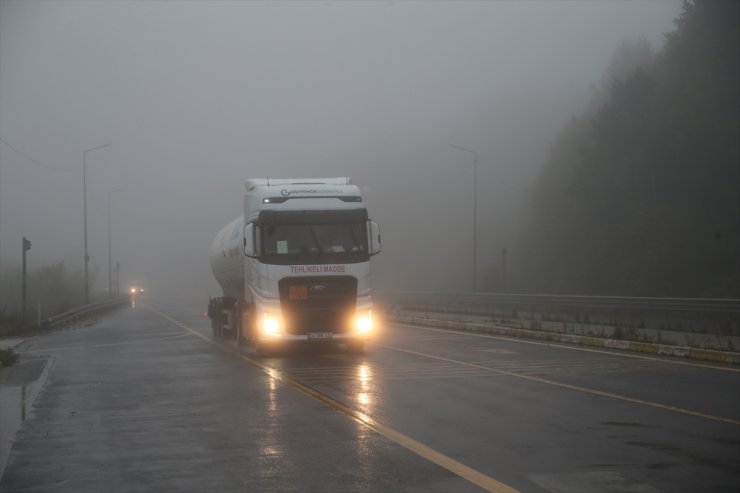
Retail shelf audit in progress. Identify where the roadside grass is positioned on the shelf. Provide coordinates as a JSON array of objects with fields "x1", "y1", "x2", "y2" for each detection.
[
  {"x1": 0, "y1": 347, "x2": 20, "y2": 367},
  {"x1": 0, "y1": 308, "x2": 40, "y2": 339}
]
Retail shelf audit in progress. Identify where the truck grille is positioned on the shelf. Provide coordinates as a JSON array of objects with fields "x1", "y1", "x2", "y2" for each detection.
[{"x1": 278, "y1": 276, "x2": 357, "y2": 335}]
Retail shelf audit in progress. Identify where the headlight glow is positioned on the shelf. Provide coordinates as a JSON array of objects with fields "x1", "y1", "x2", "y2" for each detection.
[
  {"x1": 262, "y1": 312, "x2": 283, "y2": 337},
  {"x1": 355, "y1": 309, "x2": 372, "y2": 334},
  {"x1": 130, "y1": 288, "x2": 136, "y2": 294}
]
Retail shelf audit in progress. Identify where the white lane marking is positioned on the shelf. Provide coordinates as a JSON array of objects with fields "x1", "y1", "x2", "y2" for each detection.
[
  {"x1": 530, "y1": 471, "x2": 663, "y2": 493},
  {"x1": 376, "y1": 342, "x2": 740, "y2": 426}
]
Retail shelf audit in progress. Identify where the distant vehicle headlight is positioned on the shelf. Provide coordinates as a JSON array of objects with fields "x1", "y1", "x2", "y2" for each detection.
[{"x1": 130, "y1": 288, "x2": 136, "y2": 294}]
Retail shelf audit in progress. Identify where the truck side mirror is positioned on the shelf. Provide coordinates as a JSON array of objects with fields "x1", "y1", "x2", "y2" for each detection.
[
  {"x1": 368, "y1": 220, "x2": 381, "y2": 256},
  {"x1": 244, "y1": 223, "x2": 258, "y2": 258}
]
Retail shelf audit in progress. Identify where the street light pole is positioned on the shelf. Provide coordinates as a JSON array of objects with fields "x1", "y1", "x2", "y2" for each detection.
[
  {"x1": 22, "y1": 237, "x2": 31, "y2": 321},
  {"x1": 82, "y1": 143, "x2": 111, "y2": 304},
  {"x1": 501, "y1": 247, "x2": 508, "y2": 293},
  {"x1": 451, "y1": 144, "x2": 478, "y2": 292},
  {"x1": 108, "y1": 187, "x2": 127, "y2": 298}
]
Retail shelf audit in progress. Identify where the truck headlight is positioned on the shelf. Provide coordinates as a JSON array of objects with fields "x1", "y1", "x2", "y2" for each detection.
[
  {"x1": 262, "y1": 312, "x2": 283, "y2": 337},
  {"x1": 354, "y1": 309, "x2": 372, "y2": 335}
]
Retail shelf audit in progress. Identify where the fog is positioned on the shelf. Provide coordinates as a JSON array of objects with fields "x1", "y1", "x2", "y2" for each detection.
[{"x1": 0, "y1": 0, "x2": 683, "y2": 304}]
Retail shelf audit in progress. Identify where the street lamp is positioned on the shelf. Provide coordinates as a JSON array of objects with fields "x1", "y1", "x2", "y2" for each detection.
[
  {"x1": 108, "y1": 187, "x2": 127, "y2": 298},
  {"x1": 116, "y1": 262, "x2": 121, "y2": 296},
  {"x1": 450, "y1": 143, "x2": 478, "y2": 292},
  {"x1": 83, "y1": 143, "x2": 111, "y2": 303},
  {"x1": 22, "y1": 237, "x2": 31, "y2": 321},
  {"x1": 501, "y1": 247, "x2": 508, "y2": 293}
]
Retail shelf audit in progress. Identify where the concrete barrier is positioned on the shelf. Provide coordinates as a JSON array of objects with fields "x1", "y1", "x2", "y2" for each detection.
[{"x1": 391, "y1": 314, "x2": 740, "y2": 365}]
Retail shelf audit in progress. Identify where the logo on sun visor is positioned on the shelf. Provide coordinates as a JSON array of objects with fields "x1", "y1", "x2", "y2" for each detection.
[{"x1": 280, "y1": 188, "x2": 343, "y2": 197}]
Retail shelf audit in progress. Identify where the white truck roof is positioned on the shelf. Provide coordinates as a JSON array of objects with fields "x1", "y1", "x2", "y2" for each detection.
[
  {"x1": 245, "y1": 177, "x2": 352, "y2": 190},
  {"x1": 243, "y1": 177, "x2": 364, "y2": 219}
]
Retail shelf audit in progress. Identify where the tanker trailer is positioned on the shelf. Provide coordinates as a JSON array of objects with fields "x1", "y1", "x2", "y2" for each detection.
[{"x1": 208, "y1": 177, "x2": 381, "y2": 353}]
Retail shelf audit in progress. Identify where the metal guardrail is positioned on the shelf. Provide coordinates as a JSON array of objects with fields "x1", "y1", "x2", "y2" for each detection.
[
  {"x1": 42, "y1": 297, "x2": 129, "y2": 330},
  {"x1": 375, "y1": 292, "x2": 740, "y2": 315}
]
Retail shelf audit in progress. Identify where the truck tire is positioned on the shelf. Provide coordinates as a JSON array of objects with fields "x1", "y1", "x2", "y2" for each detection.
[
  {"x1": 235, "y1": 320, "x2": 244, "y2": 347},
  {"x1": 254, "y1": 341, "x2": 270, "y2": 356},
  {"x1": 345, "y1": 340, "x2": 365, "y2": 354},
  {"x1": 213, "y1": 302, "x2": 223, "y2": 339},
  {"x1": 246, "y1": 306, "x2": 263, "y2": 354},
  {"x1": 209, "y1": 299, "x2": 219, "y2": 339},
  {"x1": 216, "y1": 312, "x2": 224, "y2": 339}
]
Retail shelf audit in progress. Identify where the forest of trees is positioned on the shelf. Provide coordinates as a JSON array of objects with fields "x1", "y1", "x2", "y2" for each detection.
[
  {"x1": 0, "y1": 262, "x2": 88, "y2": 336},
  {"x1": 519, "y1": 0, "x2": 739, "y2": 298}
]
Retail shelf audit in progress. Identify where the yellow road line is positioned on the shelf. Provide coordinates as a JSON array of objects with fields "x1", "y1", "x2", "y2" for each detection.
[
  {"x1": 396, "y1": 323, "x2": 740, "y2": 373},
  {"x1": 148, "y1": 307, "x2": 520, "y2": 493},
  {"x1": 376, "y1": 342, "x2": 740, "y2": 426}
]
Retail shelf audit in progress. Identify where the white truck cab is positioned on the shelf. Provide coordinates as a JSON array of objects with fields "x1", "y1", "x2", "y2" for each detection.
[{"x1": 208, "y1": 178, "x2": 380, "y2": 353}]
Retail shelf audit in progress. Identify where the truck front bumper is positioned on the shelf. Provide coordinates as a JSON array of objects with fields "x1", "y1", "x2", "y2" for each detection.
[{"x1": 258, "y1": 332, "x2": 369, "y2": 344}]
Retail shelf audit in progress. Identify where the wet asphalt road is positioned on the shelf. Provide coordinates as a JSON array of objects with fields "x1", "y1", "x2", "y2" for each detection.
[{"x1": 1, "y1": 298, "x2": 739, "y2": 492}]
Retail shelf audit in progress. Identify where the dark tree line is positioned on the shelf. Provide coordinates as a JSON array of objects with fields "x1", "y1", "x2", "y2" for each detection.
[
  {"x1": 519, "y1": 0, "x2": 739, "y2": 297},
  {"x1": 0, "y1": 262, "x2": 89, "y2": 335}
]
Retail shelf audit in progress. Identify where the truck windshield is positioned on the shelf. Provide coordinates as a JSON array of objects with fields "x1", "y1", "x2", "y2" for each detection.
[{"x1": 261, "y1": 222, "x2": 369, "y2": 264}]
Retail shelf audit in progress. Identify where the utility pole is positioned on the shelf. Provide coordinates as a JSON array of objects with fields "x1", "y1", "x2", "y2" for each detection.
[
  {"x1": 83, "y1": 153, "x2": 88, "y2": 303},
  {"x1": 501, "y1": 247, "x2": 508, "y2": 293},
  {"x1": 22, "y1": 237, "x2": 31, "y2": 320},
  {"x1": 107, "y1": 187, "x2": 127, "y2": 298},
  {"x1": 0, "y1": 157, "x2": 3, "y2": 306},
  {"x1": 116, "y1": 262, "x2": 120, "y2": 296},
  {"x1": 451, "y1": 144, "x2": 478, "y2": 292},
  {"x1": 82, "y1": 143, "x2": 111, "y2": 304}
]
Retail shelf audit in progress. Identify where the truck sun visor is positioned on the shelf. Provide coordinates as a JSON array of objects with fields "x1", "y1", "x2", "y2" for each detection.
[{"x1": 258, "y1": 209, "x2": 368, "y2": 225}]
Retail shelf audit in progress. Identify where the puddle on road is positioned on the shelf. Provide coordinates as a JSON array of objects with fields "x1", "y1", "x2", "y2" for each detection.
[{"x1": 0, "y1": 357, "x2": 53, "y2": 477}]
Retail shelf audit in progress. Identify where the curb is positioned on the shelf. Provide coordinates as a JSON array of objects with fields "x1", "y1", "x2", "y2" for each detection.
[{"x1": 391, "y1": 315, "x2": 740, "y2": 365}]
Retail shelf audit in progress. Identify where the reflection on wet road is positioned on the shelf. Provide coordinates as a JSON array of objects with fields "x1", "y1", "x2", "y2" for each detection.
[{"x1": 1, "y1": 299, "x2": 738, "y2": 493}]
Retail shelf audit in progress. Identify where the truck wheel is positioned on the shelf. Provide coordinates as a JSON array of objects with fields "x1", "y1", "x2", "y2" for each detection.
[
  {"x1": 346, "y1": 341, "x2": 365, "y2": 354},
  {"x1": 254, "y1": 341, "x2": 269, "y2": 356},
  {"x1": 246, "y1": 308, "x2": 263, "y2": 354},
  {"x1": 213, "y1": 317, "x2": 222, "y2": 339}
]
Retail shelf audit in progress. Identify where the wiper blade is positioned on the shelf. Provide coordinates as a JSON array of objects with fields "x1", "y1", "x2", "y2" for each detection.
[{"x1": 309, "y1": 226, "x2": 323, "y2": 253}]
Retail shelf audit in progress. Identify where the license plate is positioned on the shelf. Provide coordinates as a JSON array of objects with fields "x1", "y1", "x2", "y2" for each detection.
[{"x1": 308, "y1": 332, "x2": 333, "y2": 340}]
